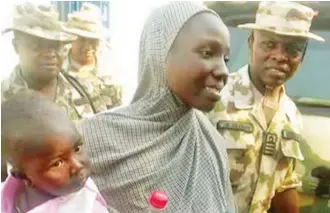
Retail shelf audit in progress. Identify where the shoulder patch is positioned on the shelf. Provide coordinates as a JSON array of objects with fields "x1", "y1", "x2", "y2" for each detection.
[{"x1": 282, "y1": 130, "x2": 305, "y2": 143}]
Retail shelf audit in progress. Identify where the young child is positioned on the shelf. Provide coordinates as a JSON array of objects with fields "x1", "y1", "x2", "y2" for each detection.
[{"x1": 1, "y1": 91, "x2": 109, "y2": 213}]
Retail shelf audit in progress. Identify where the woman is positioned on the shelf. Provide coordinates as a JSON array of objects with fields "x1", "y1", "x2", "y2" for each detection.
[{"x1": 79, "y1": 2, "x2": 235, "y2": 212}]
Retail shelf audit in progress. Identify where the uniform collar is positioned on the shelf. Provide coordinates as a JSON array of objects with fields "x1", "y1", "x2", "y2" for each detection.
[
  {"x1": 231, "y1": 65, "x2": 298, "y2": 123},
  {"x1": 11, "y1": 65, "x2": 29, "y2": 89}
]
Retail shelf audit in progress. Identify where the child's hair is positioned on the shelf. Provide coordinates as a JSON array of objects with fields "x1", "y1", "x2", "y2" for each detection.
[{"x1": 1, "y1": 90, "x2": 72, "y2": 167}]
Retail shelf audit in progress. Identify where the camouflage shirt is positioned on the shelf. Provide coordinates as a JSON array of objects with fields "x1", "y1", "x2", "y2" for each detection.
[
  {"x1": 2, "y1": 65, "x2": 94, "y2": 120},
  {"x1": 62, "y1": 49, "x2": 123, "y2": 117},
  {"x1": 207, "y1": 65, "x2": 304, "y2": 213}
]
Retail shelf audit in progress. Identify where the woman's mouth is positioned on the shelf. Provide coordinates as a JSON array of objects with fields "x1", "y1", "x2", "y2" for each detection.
[{"x1": 204, "y1": 86, "x2": 221, "y2": 100}]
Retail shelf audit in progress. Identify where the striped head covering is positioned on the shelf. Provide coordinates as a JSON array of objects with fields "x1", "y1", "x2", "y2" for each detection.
[{"x1": 79, "y1": 2, "x2": 236, "y2": 213}]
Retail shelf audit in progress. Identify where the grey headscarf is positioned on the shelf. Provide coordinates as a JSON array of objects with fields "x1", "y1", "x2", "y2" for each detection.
[{"x1": 79, "y1": 2, "x2": 236, "y2": 213}]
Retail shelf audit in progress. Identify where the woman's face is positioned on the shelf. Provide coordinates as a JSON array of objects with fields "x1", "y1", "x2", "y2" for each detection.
[{"x1": 166, "y1": 13, "x2": 230, "y2": 112}]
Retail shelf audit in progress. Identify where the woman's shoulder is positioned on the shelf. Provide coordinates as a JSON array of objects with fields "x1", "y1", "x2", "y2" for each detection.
[{"x1": 76, "y1": 106, "x2": 138, "y2": 144}]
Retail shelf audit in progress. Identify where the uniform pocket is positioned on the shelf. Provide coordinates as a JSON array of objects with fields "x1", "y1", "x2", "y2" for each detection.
[
  {"x1": 225, "y1": 134, "x2": 257, "y2": 190},
  {"x1": 216, "y1": 120, "x2": 258, "y2": 187}
]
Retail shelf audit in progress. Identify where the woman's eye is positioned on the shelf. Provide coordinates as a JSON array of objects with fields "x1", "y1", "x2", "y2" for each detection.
[
  {"x1": 224, "y1": 56, "x2": 230, "y2": 64},
  {"x1": 52, "y1": 160, "x2": 63, "y2": 168},
  {"x1": 200, "y1": 49, "x2": 213, "y2": 59},
  {"x1": 74, "y1": 145, "x2": 83, "y2": 153}
]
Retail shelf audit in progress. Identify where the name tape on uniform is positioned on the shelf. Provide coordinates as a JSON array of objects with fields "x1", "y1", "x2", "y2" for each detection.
[{"x1": 217, "y1": 120, "x2": 253, "y2": 133}]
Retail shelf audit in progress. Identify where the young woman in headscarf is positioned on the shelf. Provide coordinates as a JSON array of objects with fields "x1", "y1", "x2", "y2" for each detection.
[{"x1": 79, "y1": 2, "x2": 236, "y2": 213}]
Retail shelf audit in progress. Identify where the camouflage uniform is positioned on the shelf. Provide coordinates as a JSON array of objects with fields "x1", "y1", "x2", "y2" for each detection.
[
  {"x1": 1, "y1": 65, "x2": 81, "y2": 120},
  {"x1": 207, "y1": 65, "x2": 304, "y2": 213},
  {"x1": 60, "y1": 3, "x2": 123, "y2": 116},
  {"x1": 62, "y1": 49, "x2": 123, "y2": 116}
]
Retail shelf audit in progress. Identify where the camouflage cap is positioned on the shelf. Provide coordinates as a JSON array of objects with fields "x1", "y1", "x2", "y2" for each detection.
[
  {"x1": 238, "y1": 1, "x2": 325, "y2": 42},
  {"x1": 61, "y1": 3, "x2": 109, "y2": 40},
  {"x1": 2, "y1": 1, "x2": 76, "y2": 42}
]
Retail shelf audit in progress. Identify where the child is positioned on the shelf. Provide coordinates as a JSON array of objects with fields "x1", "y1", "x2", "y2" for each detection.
[{"x1": 1, "y1": 91, "x2": 109, "y2": 213}]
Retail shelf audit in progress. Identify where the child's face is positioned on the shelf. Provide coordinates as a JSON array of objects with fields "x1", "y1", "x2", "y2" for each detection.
[{"x1": 18, "y1": 129, "x2": 91, "y2": 196}]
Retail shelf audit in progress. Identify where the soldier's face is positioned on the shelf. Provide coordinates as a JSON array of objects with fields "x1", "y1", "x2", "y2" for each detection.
[
  {"x1": 249, "y1": 30, "x2": 307, "y2": 88},
  {"x1": 166, "y1": 13, "x2": 230, "y2": 112},
  {"x1": 71, "y1": 36, "x2": 99, "y2": 65},
  {"x1": 14, "y1": 34, "x2": 65, "y2": 83}
]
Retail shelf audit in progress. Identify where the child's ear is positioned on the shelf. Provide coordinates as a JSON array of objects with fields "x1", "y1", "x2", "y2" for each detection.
[
  {"x1": 10, "y1": 169, "x2": 35, "y2": 188},
  {"x1": 10, "y1": 168, "x2": 26, "y2": 179}
]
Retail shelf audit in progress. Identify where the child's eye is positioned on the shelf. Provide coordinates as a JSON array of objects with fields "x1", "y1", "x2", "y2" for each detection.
[
  {"x1": 52, "y1": 160, "x2": 63, "y2": 168},
  {"x1": 74, "y1": 145, "x2": 83, "y2": 153}
]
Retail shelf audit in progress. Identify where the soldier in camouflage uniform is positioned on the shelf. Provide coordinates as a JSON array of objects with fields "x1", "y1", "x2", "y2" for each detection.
[
  {"x1": 61, "y1": 3, "x2": 123, "y2": 117},
  {"x1": 0, "y1": 2, "x2": 87, "y2": 120},
  {"x1": 207, "y1": 2, "x2": 325, "y2": 213}
]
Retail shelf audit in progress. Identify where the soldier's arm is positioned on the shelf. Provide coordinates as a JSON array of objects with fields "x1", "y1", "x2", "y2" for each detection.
[
  {"x1": 272, "y1": 188, "x2": 299, "y2": 213},
  {"x1": 99, "y1": 75, "x2": 123, "y2": 107},
  {"x1": 271, "y1": 150, "x2": 302, "y2": 213}
]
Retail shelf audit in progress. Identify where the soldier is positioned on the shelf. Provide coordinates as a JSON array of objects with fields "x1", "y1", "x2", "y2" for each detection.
[
  {"x1": 61, "y1": 3, "x2": 123, "y2": 117},
  {"x1": 207, "y1": 2, "x2": 325, "y2": 213},
  {"x1": 0, "y1": 1, "x2": 87, "y2": 120}
]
